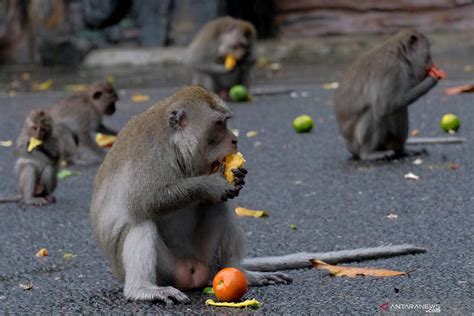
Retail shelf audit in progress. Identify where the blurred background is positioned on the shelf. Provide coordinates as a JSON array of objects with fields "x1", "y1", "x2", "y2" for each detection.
[{"x1": 1, "y1": 0, "x2": 473, "y2": 91}]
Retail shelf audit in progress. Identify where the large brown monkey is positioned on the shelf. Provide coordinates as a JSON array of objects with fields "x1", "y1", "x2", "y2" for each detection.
[
  {"x1": 90, "y1": 86, "x2": 290, "y2": 303},
  {"x1": 334, "y1": 29, "x2": 445, "y2": 161},
  {"x1": 184, "y1": 16, "x2": 256, "y2": 101},
  {"x1": 0, "y1": 109, "x2": 59, "y2": 206},
  {"x1": 49, "y1": 80, "x2": 118, "y2": 165}
]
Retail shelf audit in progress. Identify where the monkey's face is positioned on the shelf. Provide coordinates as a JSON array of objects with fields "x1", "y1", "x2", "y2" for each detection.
[
  {"x1": 400, "y1": 30, "x2": 433, "y2": 81},
  {"x1": 205, "y1": 114, "x2": 238, "y2": 173},
  {"x1": 27, "y1": 111, "x2": 53, "y2": 140},
  {"x1": 219, "y1": 29, "x2": 251, "y2": 61},
  {"x1": 90, "y1": 82, "x2": 119, "y2": 116}
]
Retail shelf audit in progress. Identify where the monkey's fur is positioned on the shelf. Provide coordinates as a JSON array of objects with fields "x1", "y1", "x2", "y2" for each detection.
[
  {"x1": 49, "y1": 80, "x2": 118, "y2": 165},
  {"x1": 90, "y1": 86, "x2": 290, "y2": 303},
  {"x1": 0, "y1": 109, "x2": 60, "y2": 206},
  {"x1": 334, "y1": 29, "x2": 441, "y2": 160},
  {"x1": 184, "y1": 16, "x2": 256, "y2": 100}
]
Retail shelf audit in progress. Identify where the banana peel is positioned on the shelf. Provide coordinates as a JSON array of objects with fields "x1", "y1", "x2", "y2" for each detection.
[
  {"x1": 205, "y1": 298, "x2": 260, "y2": 309},
  {"x1": 224, "y1": 152, "x2": 245, "y2": 183},
  {"x1": 225, "y1": 54, "x2": 237, "y2": 70},
  {"x1": 235, "y1": 207, "x2": 268, "y2": 218},
  {"x1": 28, "y1": 137, "x2": 43, "y2": 152}
]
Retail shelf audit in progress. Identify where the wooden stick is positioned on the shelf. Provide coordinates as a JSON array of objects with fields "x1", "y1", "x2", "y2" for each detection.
[
  {"x1": 243, "y1": 244, "x2": 427, "y2": 272},
  {"x1": 406, "y1": 137, "x2": 465, "y2": 145}
]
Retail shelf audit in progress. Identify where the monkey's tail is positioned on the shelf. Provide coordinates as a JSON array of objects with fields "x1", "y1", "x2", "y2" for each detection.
[{"x1": 0, "y1": 194, "x2": 22, "y2": 203}]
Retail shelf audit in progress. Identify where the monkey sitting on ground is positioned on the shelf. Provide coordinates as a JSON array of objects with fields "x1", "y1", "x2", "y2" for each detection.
[
  {"x1": 90, "y1": 86, "x2": 291, "y2": 303},
  {"x1": 0, "y1": 110, "x2": 60, "y2": 206},
  {"x1": 184, "y1": 16, "x2": 256, "y2": 101},
  {"x1": 334, "y1": 29, "x2": 445, "y2": 161},
  {"x1": 49, "y1": 80, "x2": 118, "y2": 165}
]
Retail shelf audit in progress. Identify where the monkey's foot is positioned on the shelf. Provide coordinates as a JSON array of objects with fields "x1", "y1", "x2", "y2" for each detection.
[
  {"x1": 44, "y1": 194, "x2": 56, "y2": 203},
  {"x1": 124, "y1": 285, "x2": 190, "y2": 304},
  {"x1": 23, "y1": 197, "x2": 51, "y2": 206},
  {"x1": 245, "y1": 271, "x2": 292, "y2": 286}
]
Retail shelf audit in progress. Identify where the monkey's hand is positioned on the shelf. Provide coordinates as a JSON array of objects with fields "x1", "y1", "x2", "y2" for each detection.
[
  {"x1": 428, "y1": 65, "x2": 446, "y2": 80},
  {"x1": 245, "y1": 270, "x2": 292, "y2": 286},
  {"x1": 222, "y1": 167, "x2": 247, "y2": 201}
]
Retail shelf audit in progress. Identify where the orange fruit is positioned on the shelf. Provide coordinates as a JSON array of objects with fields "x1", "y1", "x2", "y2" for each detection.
[{"x1": 212, "y1": 267, "x2": 248, "y2": 302}]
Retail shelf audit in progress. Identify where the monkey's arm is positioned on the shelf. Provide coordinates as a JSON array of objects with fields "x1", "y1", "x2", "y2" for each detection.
[
  {"x1": 97, "y1": 123, "x2": 118, "y2": 136},
  {"x1": 402, "y1": 76, "x2": 438, "y2": 107}
]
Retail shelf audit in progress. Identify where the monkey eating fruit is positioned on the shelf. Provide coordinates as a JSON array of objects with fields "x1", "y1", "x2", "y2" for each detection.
[{"x1": 221, "y1": 152, "x2": 246, "y2": 183}]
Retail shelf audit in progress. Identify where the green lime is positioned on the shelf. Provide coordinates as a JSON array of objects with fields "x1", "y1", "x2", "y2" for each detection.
[
  {"x1": 293, "y1": 115, "x2": 314, "y2": 133},
  {"x1": 229, "y1": 85, "x2": 249, "y2": 102},
  {"x1": 440, "y1": 114, "x2": 461, "y2": 132}
]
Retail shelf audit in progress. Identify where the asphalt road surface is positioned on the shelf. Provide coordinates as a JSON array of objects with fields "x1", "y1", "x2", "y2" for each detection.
[{"x1": 0, "y1": 74, "x2": 472, "y2": 313}]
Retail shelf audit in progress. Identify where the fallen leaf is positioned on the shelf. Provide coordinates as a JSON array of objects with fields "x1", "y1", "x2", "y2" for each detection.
[
  {"x1": 35, "y1": 248, "x2": 48, "y2": 257},
  {"x1": 404, "y1": 172, "x2": 419, "y2": 181},
  {"x1": 205, "y1": 298, "x2": 260, "y2": 309},
  {"x1": 0, "y1": 140, "x2": 13, "y2": 147},
  {"x1": 202, "y1": 287, "x2": 214, "y2": 294},
  {"x1": 32, "y1": 79, "x2": 53, "y2": 91},
  {"x1": 65, "y1": 84, "x2": 87, "y2": 93},
  {"x1": 413, "y1": 159, "x2": 423, "y2": 165},
  {"x1": 386, "y1": 213, "x2": 398, "y2": 220},
  {"x1": 290, "y1": 224, "x2": 297, "y2": 230},
  {"x1": 323, "y1": 82, "x2": 339, "y2": 90},
  {"x1": 19, "y1": 283, "x2": 33, "y2": 290},
  {"x1": 246, "y1": 131, "x2": 258, "y2": 138},
  {"x1": 411, "y1": 129, "x2": 420, "y2": 137},
  {"x1": 235, "y1": 207, "x2": 268, "y2": 218},
  {"x1": 57, "y1": 169, "x2": 81, "y2": 180},
  {"x1": 310, "y1": 260, "x2": 406, "y2": 277},
  {"x1": 131, "y1": 93, "x2": 150, "y2": 102},
  {"x1": 444, "y1": 84, "x2": 474, "y2": 96},
  {"x1": 95, "y1": 133, "x2": 116, "y2": 148},
  {"x1": 63, "y1": 253, "x2": 77, "y2": 260}
]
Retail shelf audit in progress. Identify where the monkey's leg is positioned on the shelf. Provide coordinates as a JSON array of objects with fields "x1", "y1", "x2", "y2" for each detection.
[
  {"x1": 97, "y1": 123, "x2": 118, "y2": 136},
  {"x1": 402, "y1": 76, "x2": 438, "y2": 107},
  {"x1": 122, "y1": 221, "x2": 190, "y2": 304},
  {"x1": 19, "y1": 164, "x2": 49, "y2": 206},
  {"x1": 40, "y1": 165, "x2": 57, "y2": 203}
]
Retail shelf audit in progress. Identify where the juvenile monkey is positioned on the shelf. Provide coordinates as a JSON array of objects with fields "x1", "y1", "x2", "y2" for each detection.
[
  {"x1": 0, "y1": 109, "x2": 59, "y2": 206},
  {"x1": 184, "y1": 16, "x2": 256, "y2": 100},
  {"x1": 334, "y1": 29, "x2": 445, "y2": 161},
  {"x1": 49, "y1": 80, "x2": 118, "y2": 164},
  {"x1": 91, "y1": 86, "x2": 290, "y2": 303}
]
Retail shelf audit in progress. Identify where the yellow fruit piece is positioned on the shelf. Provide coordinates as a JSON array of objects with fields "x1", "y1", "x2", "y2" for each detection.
[
  {"x1": 0, "y1": 140, "x2": 13, "y2": 147},
  {"x1": 225, "y1": 54, "x2": 237, "y2": 70},
  {"x1": 28, "y1": 137, "x2": 43, "y2": 152},
  {"x1": 95, "y1": 133, "x2": 116, "y2": 148},
  {"x1": 235, "y1": 207, "x2": 268, "y2": 218},
  {"x1": 205, "y1": 298, "x2": 261, "y2": 309},
  {"x1": 35, "y1": 248, "x2": 48, "y2": 257},
  {"x1": 224, "y1": 152, "x2": 246, "y2": 183},
  {"x1": 131, "y1": 93, "x2": 150, "y2": 102},
  {"x1": 32, "y1": 79, "x2": 53, "y2": 91}
]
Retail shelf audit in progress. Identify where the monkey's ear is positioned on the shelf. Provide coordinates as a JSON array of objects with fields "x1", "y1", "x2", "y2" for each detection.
[
  {"x1": 93, "y1": 91, "x2": 102, "y2": 100},
  {"x1": 169, "y1": 109, "x2": 187, "y2": 129}
]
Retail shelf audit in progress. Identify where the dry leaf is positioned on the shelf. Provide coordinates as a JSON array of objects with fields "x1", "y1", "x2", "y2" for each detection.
[
  {"x1": 235, "y1": 207, "x2": 268, "y2": 218},
  {"x1": 323, "y1": 82, "x2": 339, "y2": 90},
  {"x1": 404, "y1": 172, "x2": 419, "y2": 181},
  {"x1": 411, "y1": 129, "x2": 420, "y2": 137},
  {"x1": 386, "y1": 213, "x2": 398, "y2": 220},
  {"x1": 63, "y1": 253, "x2": 77, "y2": 260},
  {"x1": 35, "y1": 248, "x2": 48, "y2": 257},
  {"x1": 32, "y1": 79, "x2": 53, "y2": 91},
  {"x1": 95, "y1": 133, "x2": 116, "y2": 148},
  {"x1": 444, "y1": 84, "x2": 474, "y2": 96},
  {"x1": 0, "y1": 140, "x2": 13, "y2": 147},
  {"x1": 131, "y1": 93, "x2": 150, "y2": 102},
  {"x1": 19, "y1": 283, "x2": 33, "y2": 290},
  {"x1": 246, "y1": 131, "x2": 258, "y2": 137},
  {"x1": 205, "y1": 298, "x2": 260, "y2": 309},
  {"x1": 311, "y1": 260, "x2": 406, "y2": 277}
]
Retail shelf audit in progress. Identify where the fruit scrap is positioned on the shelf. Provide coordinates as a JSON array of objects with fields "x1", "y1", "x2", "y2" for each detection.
[
  {"x1": 213, "y1": 267, "x2": 248, "y2": 302},
  {"x1": 205, "y1": 298, "x2": 261, "y2": 309},
  {"x1": 32, "y1": 79, "x2": 53, "y2": 91},
  {"x1": 440, "y1": 114, "x2": 461, "y2": 133},
  {"x1": 35, "y1": 248, "x2": 48, "y2": 257},
  {"x1": 0, "y1": 140, "x2": 13, "y2": 147},
  {"x1": 28, "y1": 137, "x2": 43, "y2": 152},
  {"x1": 235, "y1": 207, "x2": 268, "y2": 218},
  {"x1": 131, "y1": 93, "x2": 150, "y2": 102},
  {"x1": 428, "y1": 64, "x2": 446, "y2": 79},
  {"x1": 57, "y1": 169, "x2": 81, "y2": 180},
  {"x1": 224, "y1": 152, "x2": 246, "y2": 183},
  {"x1": 310, "y1": 259, "x2": 406, "y2": 277},
  {"x1": 224, "y1": 54, "x2": 237, "y2": 70},
  {"x1": 95, "y1": 133, "x2": 116, "y2": 148}
]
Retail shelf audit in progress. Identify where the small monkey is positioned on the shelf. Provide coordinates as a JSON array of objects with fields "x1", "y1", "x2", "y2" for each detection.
[
  {"x1": 334, "y1": 29, "x2": 445, "y2": 161},
  {"x1": 0, "y1": 109, "x2": 59, "y2": 206},
  {"x1": 49, "y1": 80, "x2": 118, "y2": 164},
  {"x1": 184, "y1": 16, "x2": 256, "y2": 100},
  {"x1": 91, "y1": 86, "x2": 290, "y2": 304}
]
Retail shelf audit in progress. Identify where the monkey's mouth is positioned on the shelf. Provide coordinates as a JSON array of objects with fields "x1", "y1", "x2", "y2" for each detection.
[{"x1": 211, "y1": 160, "x2": 222, "y2": 172}]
